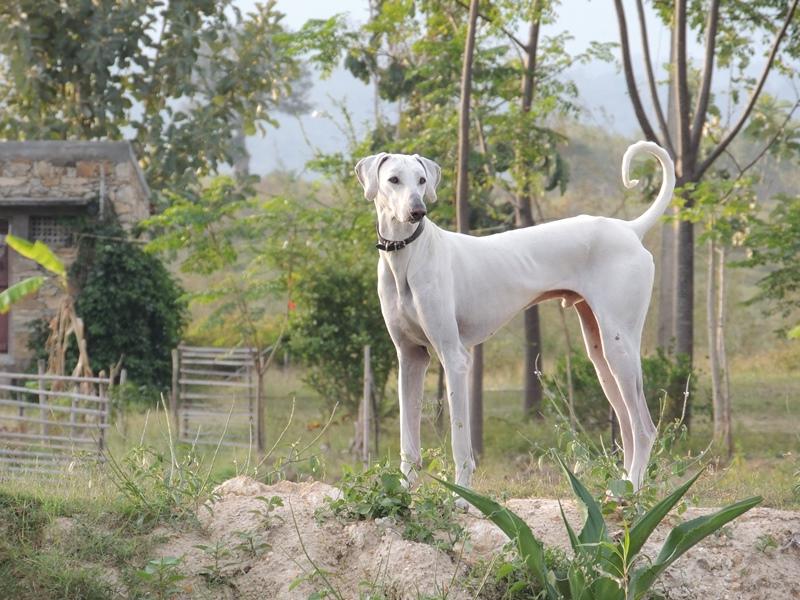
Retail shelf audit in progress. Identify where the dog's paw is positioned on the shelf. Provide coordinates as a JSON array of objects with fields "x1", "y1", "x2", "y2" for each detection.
[{"x1": 454, "y1": 496, "x2": 470, "y2": 512}]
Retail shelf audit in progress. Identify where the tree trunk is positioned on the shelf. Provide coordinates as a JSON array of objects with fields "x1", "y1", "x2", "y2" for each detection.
[
  {"x1": 518, "y1": 11, "x2": 543, "y2": 419},
  {"x1": 456, "y1": 0, "x2": 483, "y2": 458},
  {"x1": 709, "y1": 242, "x2": 732, "y2": 457},
  {"x1": 470, "y1": 343, "x2": 484, "y2": 458},
  {"x1": 657, "y1": 216, "x2": 677, "y2": 349},
  {"x1": 673, "y1": 217, "x2": 693, "y2": 427},
  {"x1": 522, "y1": 307, "x2": 543, "y2": 418},
  {"x1": 657, "y1": 27, "x2": 678, "y2": 351},
  {"x1": 436, "y1": 362, "x2": 445, "y2": 436}
]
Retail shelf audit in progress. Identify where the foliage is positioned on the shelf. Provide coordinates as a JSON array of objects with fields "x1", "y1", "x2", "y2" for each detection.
[
  {"x1": 337, "y1": 0, "x2": 599, "y2": 230},
  {"x1": 289, "y1": 258, "x2": 395, "y2": 414},
  {"x1": 739, "y1": 194, "x2": 800, "y2": 330},
  {"x1": 543, "y1": 349, "x2": 694, "y2": 430},
  {"x1": 321, "y1": 456, "x2": 465, "y2": 552},
  {"x1": 0, "y1": 0, "x2": 338, "y2": 193},
  {"x1": 105, "y1": 443, "x2": 219, "y2": 526},
  {"x1": 69, "y1": 224, "x2": 186, "y2": 390},
  {"x1": 145, "y1": 176, "x2": 278, "y2": 352},
  {"x1": 133, "y1": 557, "x2": 186, "y2": 600},
  {"x1": 438, "y1": 458, "x2": 761, "y2": 599},
  {"x1": 0, "y1": 234, "x2": 65, "y2": 313}
]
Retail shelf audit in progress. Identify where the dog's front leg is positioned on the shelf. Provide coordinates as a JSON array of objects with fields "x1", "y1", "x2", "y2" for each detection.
[
  {"x1": 397, "y1": 344, "x2": 430, "y2": 486},
  {"x1": 438, "y1": 342, "x2": 476, "y2": 490}
]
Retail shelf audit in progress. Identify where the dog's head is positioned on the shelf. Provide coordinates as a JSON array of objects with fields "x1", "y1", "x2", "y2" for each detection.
[{"x1": 354, "y1": 153, "x2": 441, "y2": 224}]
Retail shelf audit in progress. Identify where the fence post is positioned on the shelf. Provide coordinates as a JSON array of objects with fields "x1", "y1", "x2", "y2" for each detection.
[
  {"x1": 256, "y1": 352, "x2": 265, "y2": 453},
  {"x1": 38, "y1": 360, "x2": 47, "y2": 439},
  {"x1": 171, "y1": 348, "x2": 180, "y2": 442},
  {"x1": 361, "y1": 345, "x2": 372, "y2": 463},
  {"x1": 98, "y1": 370, "x2": 108, "y2": 454},
  {"x1": 247, "y1": 361, "x2": 255, "y2": 451}
]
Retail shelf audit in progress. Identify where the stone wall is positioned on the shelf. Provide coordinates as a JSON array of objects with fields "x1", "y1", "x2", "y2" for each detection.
[{"x1": 0, "y1": 141, "x2": 151, "y2": 370}]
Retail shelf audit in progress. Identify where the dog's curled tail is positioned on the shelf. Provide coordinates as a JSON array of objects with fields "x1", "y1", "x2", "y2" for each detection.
[{"x1": 622, "y1": 140, "x2": 676, "y2": 239}]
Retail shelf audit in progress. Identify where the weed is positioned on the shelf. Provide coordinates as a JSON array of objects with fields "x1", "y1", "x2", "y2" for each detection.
[
  {"x1": 324, "y1": 461, "x2": 412, "y2": 521},
  {"x1": 438, "y1": 457, "x2": 761, "y2": 599},
  {"x1": 755, "y1": 533, "x2": 778, "y2": 553},
  {"x1": 232, "y1": 528, "x2": 271, "y2": 558},
  {"x1": 193, "y1": 540, "x2": 235, "y2": 584},
  {"x1": 132, "y1": 556, "x2": 186, "y2": 600},
  {"x1": 320, "y1": 452, "x2": 466, "y2": 552},
  {"x1": 250, "y1": 494, "x2": 285, "y2": 528}
]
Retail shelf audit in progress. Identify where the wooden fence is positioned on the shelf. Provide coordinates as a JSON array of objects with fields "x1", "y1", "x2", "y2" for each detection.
[
  {"x1": 0, "y1": 361, "x2": 112, "y2": 477},
  {"x1": 171, "y1": 345, "x2": 261, "y2": 451}
]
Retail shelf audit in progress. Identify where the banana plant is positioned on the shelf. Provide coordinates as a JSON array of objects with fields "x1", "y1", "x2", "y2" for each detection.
[
  {"x1": 437, "y1": 457, "x2": 761, "y2": 599},
  {"x1": 0, "y1": 234, "x2": 93, "y2": 377},
  {"x1": 0, "y1": 234, "x2": 66, "y2": 313}
]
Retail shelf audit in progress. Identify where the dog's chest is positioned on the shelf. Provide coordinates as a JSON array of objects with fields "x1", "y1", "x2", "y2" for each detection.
[{"x1": 378, "y1": 259, "x2": 429, "y2": 346}]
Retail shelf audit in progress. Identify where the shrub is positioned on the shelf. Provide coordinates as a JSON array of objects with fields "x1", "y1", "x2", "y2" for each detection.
[
  {"x1": 289, "y1": 258, "x2": 396, "y2": 415},
  {"x1": 71, "y1": 224, "x2": 187, "y2": 391},
  {"x1": 543, "y1": 349, "x2": 694, "y2": 430}
]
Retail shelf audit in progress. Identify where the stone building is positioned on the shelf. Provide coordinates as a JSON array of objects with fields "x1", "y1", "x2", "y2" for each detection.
[{"x1": 0, "y1": 141, "x2": 151, "y2": 370}]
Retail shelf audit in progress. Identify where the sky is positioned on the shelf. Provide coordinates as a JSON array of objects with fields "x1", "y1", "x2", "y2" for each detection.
[{"x1": 239, "y1": 0, "x2": 790, "y2": 175}]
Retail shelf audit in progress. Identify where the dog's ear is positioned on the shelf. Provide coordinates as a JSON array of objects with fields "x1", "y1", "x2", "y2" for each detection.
[
  {"x1": 413, "y1": 155, "x2": 441, "y2": 202},
  {"x1": 354, "y1": 153, "x2": 389, "y2": 201}
]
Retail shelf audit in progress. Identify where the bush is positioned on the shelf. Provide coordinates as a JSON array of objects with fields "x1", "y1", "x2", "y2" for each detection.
[
  {"x1": 71, "y1": 224, "x2": 187, "y2": 391},
  {"x1": 543, "y1": 349, "x2": 694, "y2": 429},
  {"x1": 289, "y1": 258, "x2": 396, "y2": 415}
]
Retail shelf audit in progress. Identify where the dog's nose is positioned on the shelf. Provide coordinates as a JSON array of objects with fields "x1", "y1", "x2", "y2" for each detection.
[{"x1": 410, "y1": 208, "x2": 427, "y2": 222}]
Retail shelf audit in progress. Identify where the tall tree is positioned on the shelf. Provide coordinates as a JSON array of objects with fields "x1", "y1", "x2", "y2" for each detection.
[
  {"x1": 613, "y1": 0, "x2": 800, "y2": 421},
  {"x1": 456, "y1": 0, "x2": 483, "y2": 458}
]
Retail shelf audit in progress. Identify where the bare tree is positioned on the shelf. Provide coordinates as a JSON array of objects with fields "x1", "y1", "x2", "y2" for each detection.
[{"x1": 456, "y1": 0, "x2": 483, "y2": 457}]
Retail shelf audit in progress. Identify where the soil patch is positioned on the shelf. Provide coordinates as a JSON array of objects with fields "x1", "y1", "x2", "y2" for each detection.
[{"x1": 153, "y1": 476, "x2": 800, "y2": 599}]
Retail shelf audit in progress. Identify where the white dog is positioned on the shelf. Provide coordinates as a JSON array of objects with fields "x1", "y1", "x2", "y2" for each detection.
[{"x1": 355, "y1": 141, "x2": 675, "y2": 492}]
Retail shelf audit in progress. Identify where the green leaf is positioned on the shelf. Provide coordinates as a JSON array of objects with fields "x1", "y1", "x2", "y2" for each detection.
[
  {"x1": 0, "y1": 276, "x2": 45, "y2": 313},
  {"x1": 788, "y1": 324, "x2": 800, "y2": 339},
  {"x1": 6, "y1": 234, "x2": 65, "y2": 278},
  {"x1": 555, "y1": 455, "x2": 608, "y2": 545},
  {"x1": 433, "y1": 477, "x2": 558, "y2": 598},
  {"x1": 629, "y1": 495, "x2": 762, "y2": 598},
  {"x1": 628, "y1": 469, "x2": 704, "y2": 559}
]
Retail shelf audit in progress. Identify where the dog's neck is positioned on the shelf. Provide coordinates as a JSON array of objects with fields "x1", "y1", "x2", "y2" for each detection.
[{"x1": 375, "y1": 206, "x2": 419, "y2": 244}]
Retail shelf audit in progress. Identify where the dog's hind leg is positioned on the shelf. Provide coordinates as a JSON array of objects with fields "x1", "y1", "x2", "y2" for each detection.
[
  {"x1": 574, "y1": 300, "x2": 635, "y2": 474},
  {"x1": 590, "y1": 306, "x2": 657, "y2": 491},
  {"x1": 397, "y1": 344, "x2": 431, "y2": 486}
]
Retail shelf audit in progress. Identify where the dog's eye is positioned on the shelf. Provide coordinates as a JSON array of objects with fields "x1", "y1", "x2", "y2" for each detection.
[
  {"x1": 388, "y1": 176, "x2": 399, "y2": 184},
  {"x1": 419, "y1": 177, "x2": 426, "y2": 185}
]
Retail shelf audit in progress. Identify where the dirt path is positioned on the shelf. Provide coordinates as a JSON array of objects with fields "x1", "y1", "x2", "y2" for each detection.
[{"x1": 154, "y1": 477, "x2": 800, "y2": 599}]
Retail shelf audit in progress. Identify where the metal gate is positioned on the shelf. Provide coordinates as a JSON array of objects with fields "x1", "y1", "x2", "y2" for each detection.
[
  {"x1": 171, "y1": 345, "x2": 259, "y2": 449},
  {"x1": 0, "y1": 363, "x2": 111, "y2": 477}
]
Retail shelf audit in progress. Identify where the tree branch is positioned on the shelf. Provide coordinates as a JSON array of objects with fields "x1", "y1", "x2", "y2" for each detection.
[
  {"x1": 690, "y1": 0, "x2": 720, "y2": 152},
  {"x1": 613, "y1": 0, "x2": 660, "y2": 144},
  {"x1": 697, "y1": 0, "x2": 800, "y2": 179},
  {"x1": 635, "y1": 0, "x2": 674, "y2": 156},
  {"x1": 734, "y1": 99, "x2": 800, "y2": 180},
  {"x1": 675, "y1": 0, "x2": 691, "y2": 168},
  {"x1": 452, "y1": 0, "x2": 528, "y2": 51}
]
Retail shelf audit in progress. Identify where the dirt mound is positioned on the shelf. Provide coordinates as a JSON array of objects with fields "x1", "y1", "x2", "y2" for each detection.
[{"x1": 154, "y1": 476, "x2": 800, "y2": 599}]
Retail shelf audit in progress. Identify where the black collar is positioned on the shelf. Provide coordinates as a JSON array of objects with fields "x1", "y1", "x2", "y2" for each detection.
[{"x1": 376, "y1": 219, "x2": 425, "y2": 252}]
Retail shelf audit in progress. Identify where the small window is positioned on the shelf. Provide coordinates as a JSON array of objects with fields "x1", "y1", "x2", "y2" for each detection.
[{"x1": 29, "y1": 217, "x2": 74, "y2": 247}]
